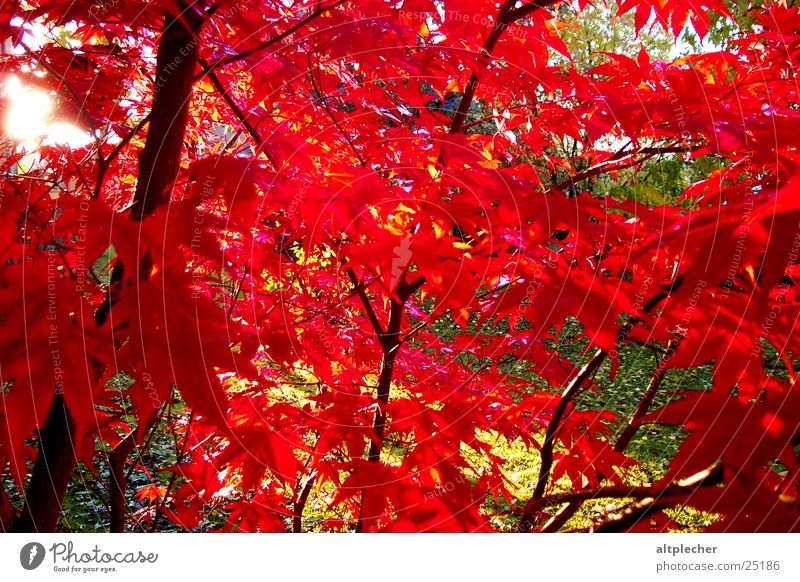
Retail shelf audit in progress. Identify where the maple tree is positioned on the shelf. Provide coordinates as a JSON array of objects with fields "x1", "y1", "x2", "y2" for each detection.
[{"x1": 1, "y1": 0, "x2": 800, "y2": 533}]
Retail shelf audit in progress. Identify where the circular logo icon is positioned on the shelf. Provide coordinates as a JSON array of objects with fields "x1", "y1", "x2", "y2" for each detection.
[{"x1": 20, "y1": 542, "x2": 46, "y2": 570}]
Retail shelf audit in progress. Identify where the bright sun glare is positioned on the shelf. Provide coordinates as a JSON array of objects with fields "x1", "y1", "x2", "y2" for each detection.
[{"x1": 3, "y1": 75, "x2": 91, "y2": 149}]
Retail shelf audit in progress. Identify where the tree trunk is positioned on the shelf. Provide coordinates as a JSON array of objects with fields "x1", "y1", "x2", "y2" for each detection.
[{"x1": 11, "y1": 394, "x2": 76, "y2": 532}]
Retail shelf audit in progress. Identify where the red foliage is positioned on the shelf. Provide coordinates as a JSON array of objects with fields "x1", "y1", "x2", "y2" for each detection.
[{"x1": 1, "y1": 0, "x2": 800, "y2": 532}]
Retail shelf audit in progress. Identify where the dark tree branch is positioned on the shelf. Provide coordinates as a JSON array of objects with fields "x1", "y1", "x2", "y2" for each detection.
[
  {"x1": 447, "y1": 0, "x2": 560, "y2": 138},
  {"x1": 307, "y1": 55, "x2": 367, "y2": 168},
  {"x1": 11, "y1": 394, "x2": 76, "y2": 532},
  {"x1": 354, "y1": 273, "x2": 424, "y2": 532},
  {"x1": 19, "y1": 40, "x2": 103, "y2": 158},
  {"x1": 150, "y1": 410, "x2": 194, "y2": 531},
  {"x1": 108, "y1": 432, "x2": 137, "y2": 533},
  {"x1": 346, "y1": 267, "x2": 385, "y2": 339},
  {"x1": 518, "y1": 345, "x2": 607, "y2": 532},
  {"x1": 549, "y1": 145, "x2": 697, "y2": 194},
  {"x1": 206, "y1": 66, "x2": 261, "y2": 141},
  {"x1": 519, "y1": 310, "x2": 680, "y2": 531},
  {"x1": 614, "y1": 339, "x2": 680, "y2": 453},
  {"x1": 508, "y1": 0, "x2": 562, "y2": 22},
  {"x1": 129, "y1": 3, "x2": 204, "y2": 220},
  {"x1": 293, "y1": 471, "x2": 318, "y2": 533},
  {"x1": 539, "y1": 500, "x2": 580, "y2": 532},
  {"x1": 199, "y1": 0, "x2": 347, "y2": 76},
  {"x1": 93, "y1": 114, "x2": 151, "y2": 200},
  {"x1": 108, "y1": 410, "x2": 161, "y2": 533},
  {"x1": 592, "y1": 464, "x2": 723, "y2": 532}
]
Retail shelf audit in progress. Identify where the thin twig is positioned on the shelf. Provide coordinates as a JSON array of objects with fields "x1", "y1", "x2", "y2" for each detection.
[
  {"x1": 354, "y1": 273, "x2": 423, "y2": 532},
  {"x1": 592, "y1": 464, "x2": 723, "y2": 532}
]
